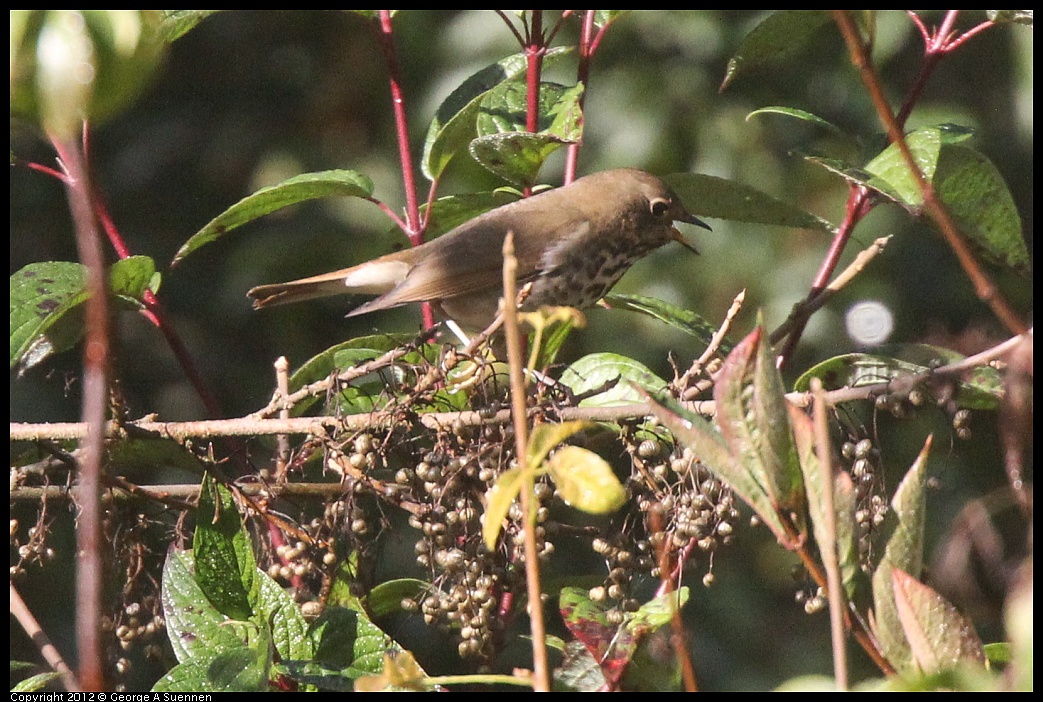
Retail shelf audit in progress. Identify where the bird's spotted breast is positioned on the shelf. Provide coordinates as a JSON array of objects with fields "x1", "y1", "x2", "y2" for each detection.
[{"x1": 523, "y1": 246, "x2": 638, "y2": 310}]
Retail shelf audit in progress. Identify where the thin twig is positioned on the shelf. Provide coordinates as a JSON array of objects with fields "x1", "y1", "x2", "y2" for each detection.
[
  {"x1": 997, "y1": 333, "x2": 1033, "y2": 512},
  {"x1": 792, "y1": 532, "x2": 895, "y2": 675},
  {"x1": 10, "y1": 583, "x2": 81, "y2": 692},
  {"x1": 649, "y1": 507, "x2": 698, "y2": 692},
  {"x1": 12, "y1": 322, "x2": 1023, "y2": 441},
  {"x1": 50, "y1": 129, "x2": 107, "y2": 692},
  {"x1": 251, "y1": 332, "x2": 432, "y2": 419},
  {"x1": 676, "y1": 288, "x2": 746, "y2": 397},
  {"x1": 832, "y1": 11, "x2": 1026, "y2": 336},
  {"x1": 9, "y1": 481, "x2": 350, "y2": 503},
  {"x1": 770, "y1": 236, "x2": 892, "y2": 346},
  {"x1": 501, "y1": 231, "x2": 550, "y2": 692},
  {"x1": 274, "y1": 356, "x2": 291, "y2": 481},
  {"x1": 811, "y1": 378, "x2": 848, "y2": 690},
  {"x1": 90, "y1": 178, "x2": 226, "y2": 420},
  {"x1": 374, "y1": 11, "x2": 420, "y2": 238},
  {"x1": 776, "y1": 185, "x2": 869, "y2": 368}
]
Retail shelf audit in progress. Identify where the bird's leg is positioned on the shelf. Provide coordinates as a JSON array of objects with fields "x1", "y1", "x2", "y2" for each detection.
[{"x1": 442, "y1": 318, "x2": 472, "y2": 347}]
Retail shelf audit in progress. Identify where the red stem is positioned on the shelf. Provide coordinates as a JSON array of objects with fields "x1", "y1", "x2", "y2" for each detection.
[
  {"x1": 777, "y1": 185, "x2": 869, "y2": 368},
  {"x1": 833, "y1": 10, "x2": 1025, "y2": 336},
  {"x1": 51, "y1": 133, "x2": 107, "y2": 691},
  {"x1": 375, "y1": 11, "x2": 421, "y2": 239},
  {"x1": 374, "y1": 11, "x2": 434, "y2": 329},
  {"x1": 523, "y1": 11, "x2": 546, "y2": 196},
  {"x1": 780, "y1": 10, "x2": 1015, "y2": 364},
  {"x1": 565, "y1": 11, "x2": 597, "y2": 184},
  {"x1": 91, "y1": 175, "x2": 226, "y2": 419},
  {"x1": 23, "y1": 160, "x2": 71, "y2": 182}
]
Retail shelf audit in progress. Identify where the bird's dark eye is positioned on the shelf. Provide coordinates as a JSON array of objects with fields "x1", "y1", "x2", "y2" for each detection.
[{"x1": 650, "y1": 198, "x2": 670, "y2": 218}]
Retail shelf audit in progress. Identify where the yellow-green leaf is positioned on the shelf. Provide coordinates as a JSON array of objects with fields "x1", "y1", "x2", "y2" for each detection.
[
  {"x1": 527, "y1": 420, "x2": 592, "y2": 468},
  {"x1": 546, "y1": 446, "x2": 626, "y2": 514},
  {"x1": 482, "y1": 466, "x2": 525, "y2": 550}
]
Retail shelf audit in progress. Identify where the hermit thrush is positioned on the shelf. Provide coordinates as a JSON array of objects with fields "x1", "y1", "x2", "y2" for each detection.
[{"x1": 248, "y1": 168, "x2": 708, "y2": 331}]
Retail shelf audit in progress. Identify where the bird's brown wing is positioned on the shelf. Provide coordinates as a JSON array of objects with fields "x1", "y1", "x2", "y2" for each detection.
[{"x1": 362, "y1": 198, "x2": 591, "y2": 310}]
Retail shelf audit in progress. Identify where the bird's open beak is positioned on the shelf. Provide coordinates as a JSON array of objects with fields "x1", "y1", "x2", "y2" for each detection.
[
  {"x1": 671, "y1": 213, "x2": 711, "y2": 255},
  {"x1": 681, "y1": 212, "x2": 712, "y2": 231}
]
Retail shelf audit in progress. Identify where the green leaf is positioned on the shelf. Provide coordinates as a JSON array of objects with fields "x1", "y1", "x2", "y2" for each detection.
[
  {"x1": 286, "y1": 333, "x2": 420, "y2": 416},
  {"x1": 789, "y1": 404, "x2": 863, "y2": 601},
  {"x1": 158, "y1": 544, "x2": 304, "y2": 690},
  {"x1": 623, "y1": 589, "x2": 691, "y2": 692},
  {"x1": 482, "y1": 466, "x2": 525, "y2": 550},
  {"x1": 365, "y1": 578, "x2": 430, "y2": 619},
  {"x1": 422, "y1": 47, "x2": 571, "y2": 180},
  {"x1": 987, "y1": 10, "x2": 1033, "y2": 26},
  {"x1": 664, "y1": 173, "x2": 835, "y2": 232},
  {"x1": 277, "y1": 661, "x2": 356, "y2": 693},
  {"x1": 109, "y1": 255, "x2": 159, "y2": 303},
  {"x1": 603, "y1": 293, "x2": 722, "y2": 350},
  {"x1": 559, "y1": 353, "x2": 669, "y2": 408},
  {"x1": 593, "y1": 11, "x2": 630, "y2": 29},
  {"x1": 290, "y1": 333, "x2": 417, "y2": 388},
  {"x1": 746, "y1": 106, "x2": 845, "y2": 136},
  {"x1": 209, "y1": 640, "x2": 272, "y2": 692},
  {"x1": 626, "y1": 587, "x2": 689, "y2": 631},
  {"x1": 803, "y1": 124, "x2": 972, "y2": 195},
  {"x1": 814, "y1": 126, "x2": 1026, "y2": 275},
  {"x1": 527, "y1": 420, "x2": 593, "y2": 468},
  {"x1": 419, "y1": 190, "x2": 522, "y2": 239},
  {"x1": 475, "y1": 80, "x2": 583, "y2": 138},
  {"x1": 794, "y1": 345, "x2": 1002, "y2": 410},
  {"x1": 721, "y1": 10, "x2": 833, "y2": 90},
  {"x1": 932, "y1": 144, "x2": 1029, "y2": 276},
  {"x1": 172, "y1": 169, "x2": 374, "y2": 265},
  {"x1": 193, "y1": 474, "x2": 256, "y2": 621},
  {"x1": 307, "y1": 605, "x2": 404, "y2": 674},
  {"x1": 158, "y1": 10, "x2": 222, "y2": 42},
  {"x1": 713, "y1": 325, "x2": 806, "y2": 543},
  {"x1": 890, "y1": 568, "x2": 986, "y2": 674},
  {"x1": 152, "y1": 660, "x2": 214, "y2": 692},
  {"x1": 524, "y1": 305, "x2": 583, "y2": 369},
  {"x1": 154, "y1": 638, "x2": 271, "y2": 693},
  {"x1": 469, "y1": 80, "x2": 583, "y2": 187},
  {"x1": 864, "y1": 128, "x2": 944, "y2": 205},
  {"x1": 546, "y1": 445, "x2": 626, "y2": 514},
  {"x1": 11, "y1": 257, "x2": 158, "y2": 371},
  {"x1": 160, "y1": 549, "x2": 252, "y2": 665},
  {"x1": 258, "y1": 567, "x2": 314, "y2": 661},
  {"x1": 469, "y1": 131, "x2": 572, "y2": 189},
  {"x1": 861, "y1": 125, "x2": 974, "y2": 204},
  {"x1": 795, "y1": 352, "x2": 925, "y2": 390},
  {"x1": 11, "y1": 261, "x2": 89, "y2": 371},
  {"x1": 872, "y1": 436, "x2": 932, "y2": 673},
  {"x1": 11, "y1": 672, "x2": 63, "y2": 692}
]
